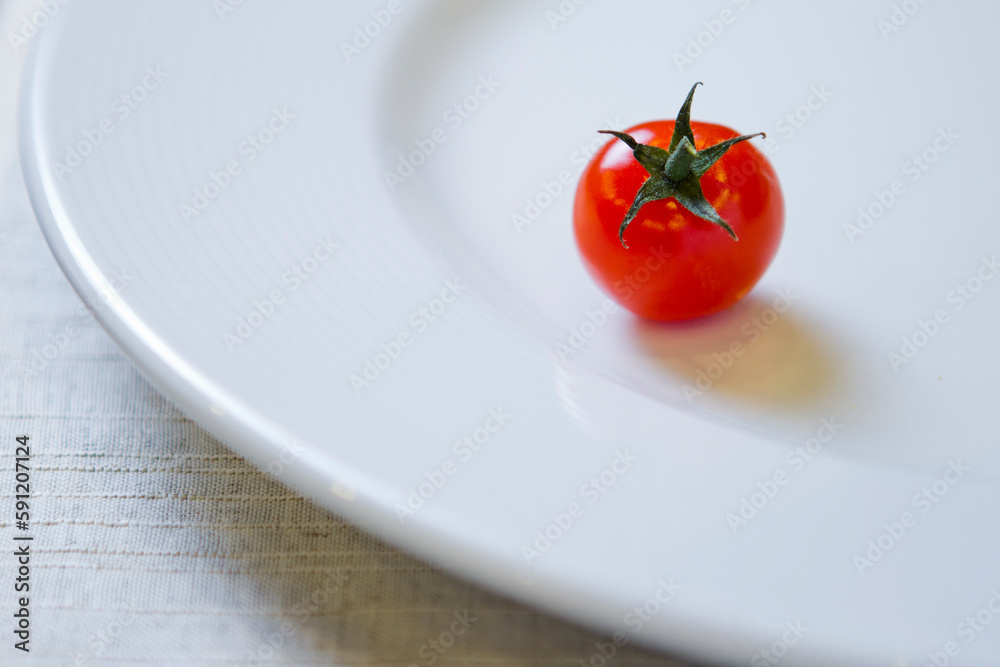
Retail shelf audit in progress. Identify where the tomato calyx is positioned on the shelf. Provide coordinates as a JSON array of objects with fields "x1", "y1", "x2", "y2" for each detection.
[{"x1": 599, "y1": 82, "x2": 765, "y2": 248}]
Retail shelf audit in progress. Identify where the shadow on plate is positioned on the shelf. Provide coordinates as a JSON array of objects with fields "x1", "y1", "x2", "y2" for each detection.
[{"x1": 628, "y1": 293, "x2": 839, "y2": 412}]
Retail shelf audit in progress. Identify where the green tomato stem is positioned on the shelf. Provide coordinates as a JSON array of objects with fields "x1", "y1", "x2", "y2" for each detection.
[{"x1": 599, "y1": 83, "x2": 765, "y2": 249}]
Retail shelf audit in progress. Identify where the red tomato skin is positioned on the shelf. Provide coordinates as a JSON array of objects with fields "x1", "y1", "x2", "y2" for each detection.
[{"x1": 573, "y1": 121, "x2": 784, "y2": 321}]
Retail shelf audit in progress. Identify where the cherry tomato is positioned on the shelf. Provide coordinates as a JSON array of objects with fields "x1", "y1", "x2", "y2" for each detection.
[{"x1": 573, "y1": 83, "x2": 784, "y2": 321}]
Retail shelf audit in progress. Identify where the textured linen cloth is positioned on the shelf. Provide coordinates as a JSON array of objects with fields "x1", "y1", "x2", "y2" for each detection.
[{"x1": 0, "y1": 2, "x2": 697, "y2": 665}]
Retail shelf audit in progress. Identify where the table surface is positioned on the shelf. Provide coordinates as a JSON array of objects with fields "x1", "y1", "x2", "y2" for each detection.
[{"x1": 0, "y1": 2, "x2": 698, "y2": 665}]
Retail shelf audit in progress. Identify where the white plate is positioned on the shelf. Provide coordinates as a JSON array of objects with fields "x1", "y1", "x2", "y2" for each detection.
[{"x1": 20, "y1": 1, "x2": 1000, "y2": 664}]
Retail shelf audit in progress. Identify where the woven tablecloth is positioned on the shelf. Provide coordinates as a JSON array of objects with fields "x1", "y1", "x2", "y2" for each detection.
[{"x1": 0, "y1": 2, "x2": 696, "y2": 665}]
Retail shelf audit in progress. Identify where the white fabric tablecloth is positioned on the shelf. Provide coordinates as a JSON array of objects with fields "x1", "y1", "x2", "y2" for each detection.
[{"x1": 0, "y1": 2, "x2": 695, "y2": 665}]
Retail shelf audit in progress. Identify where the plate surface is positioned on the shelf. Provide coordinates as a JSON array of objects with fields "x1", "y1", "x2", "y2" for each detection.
[{"x1": 20, "y1": 1, "x2": 1000, "y2": 664}]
